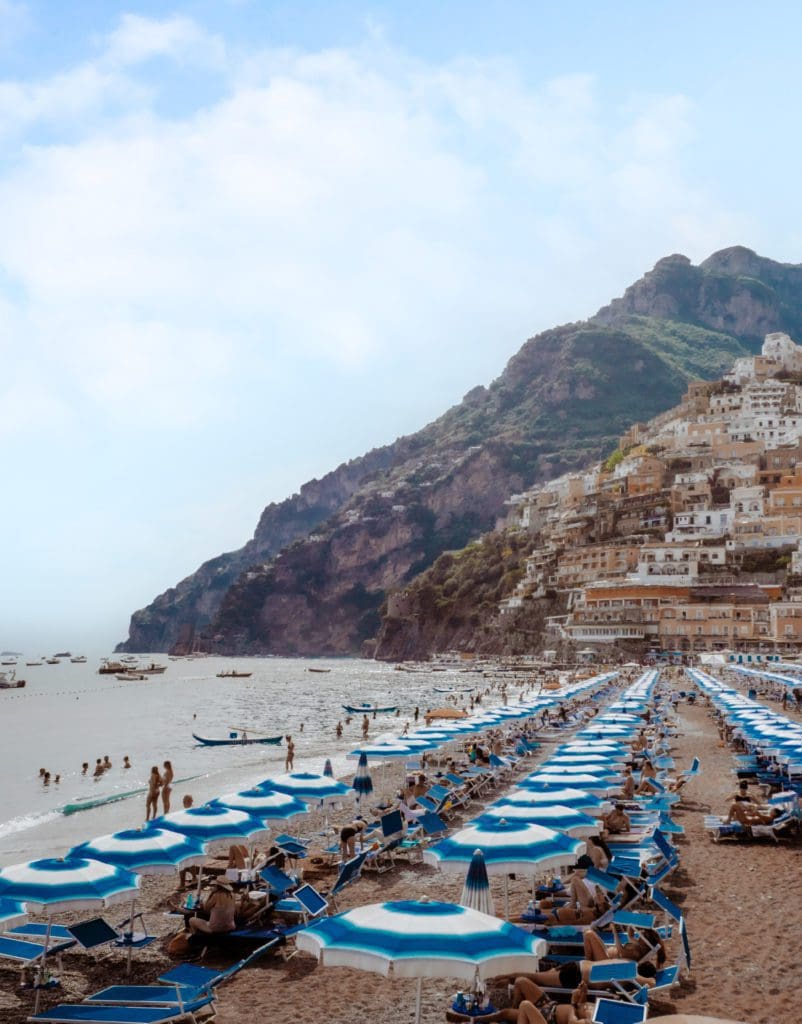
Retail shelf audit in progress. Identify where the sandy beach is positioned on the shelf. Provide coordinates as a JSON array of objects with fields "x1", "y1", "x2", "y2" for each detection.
[{"x1": 2, "y1": 680, "x2": 799, "y2": 1024}]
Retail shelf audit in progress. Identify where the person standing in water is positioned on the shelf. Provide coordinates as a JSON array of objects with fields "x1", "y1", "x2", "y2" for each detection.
[
  {"x1": 362, "y1": 715, "x2": 369, "y2": 738},
  {"x1": 285, "y1": 736, "x2": 295, "y2": 771},
  {"x1": 146, "y1": 766, "x2": 162, "y2": 821},
  {"x1": 161, "y1": 760, "x2": 174, "y2": 814}
]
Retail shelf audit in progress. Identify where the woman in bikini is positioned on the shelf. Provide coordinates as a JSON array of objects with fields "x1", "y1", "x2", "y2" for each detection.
[
  {"x1": 145, "y1": 765, "x2": 162, "y2": 821},
  {"x1": 449, "y1": 975, "x2": 591, "y2": 1024},
  {"x1": 161, "y1": 760, "x2": 174, "y2": 814}
]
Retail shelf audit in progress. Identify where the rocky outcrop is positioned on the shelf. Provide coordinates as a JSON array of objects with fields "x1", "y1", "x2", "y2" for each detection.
[{"x1": 118, "y1": 247, "x2": 802, "y2": 657}]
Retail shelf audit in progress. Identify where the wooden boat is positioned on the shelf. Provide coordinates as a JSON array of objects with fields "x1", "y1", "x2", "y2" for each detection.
[
  {"x1": 26, "y1": 661, "x2": 43, "y2": 666},
  {"x1": 192, "y1": 731, "x2": 282, "y2": 746},
  {"x1": 46, "y1": 658, "x2": 60, "y2": 665},
  {"x1": 115, "y1": 673, "x2": 146, "y2": 681},
  {"x1": 433, "y1": 686, "x2": 455, "y2": 693},
  {"x1": 0, "y1": 673, "x2": 25, "y2": 689},
  {"x1": 342, "y1": 703, "x2": 399, "y2": 714},
  {"x1": 307, "y1": 667, "x2": 331, "y2": 673},
  {"x1": 216, "y1": 670, "x2": 252, "y2": 678},
  {"x1": 140, "y1": 663, "x2": 167, "y2": 674},
  {"x1": 98, "y1": 661, "x2": 128, "y2": 675},
  {"x1": 70, "y1": 656, "x2": 87, "y2": 663}
]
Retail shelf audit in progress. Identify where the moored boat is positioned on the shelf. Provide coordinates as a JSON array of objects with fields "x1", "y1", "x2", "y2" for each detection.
[
  {"x1": 342, "y1": 703, "x2": 399, "y2": 714},
  {"x1": 0, "y1": 671, "x2": 25, "y2": 689},
  {"x1": 192, "y1": 731, "x2": 282, "y2": 746},
  {"x1": 115, "y1": 673, "x2": 147, "y2": 681},
  {"x1": 307, "y1": 667, "x2": 331, "y2": 673},
  {"x1": 98, "y1": 661, "x2": 128, "y2": 675},
  {"x1": 216, "y1": 670, "x2": 253, "y2": 678},
  {"x1": 140, "y1": 663, "x2": 167, "y2": 674}
]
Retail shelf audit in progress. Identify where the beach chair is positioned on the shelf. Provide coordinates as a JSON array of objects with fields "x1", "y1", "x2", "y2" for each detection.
[
  {"x1": 649, "y1": 887, "x2": 690, "y2": 972},
  {"x1": 27, "y1": 994, "x2": 215, "y2": 1023},
  {"x1": 682, "y1": 756, "x2": 700, "y2": 778},
  {"x1": 0, "y1": 934, "x2": 76, "y2": 981},
  {"x1": 272, "y1": 883, "x2": 329, "y2": 922},
  {"x1": 591, "y1": 998, "x2": 648, "y2": 1023},
  {"x1": 83, "y1": 986, "x2": 207, "y2": 1008},
  {"x1": 259, "y1": 865, "x2": 297, "y2": 897},
  {"x1": 323, "y1": 849, "x2": 371, "y2": 911}
]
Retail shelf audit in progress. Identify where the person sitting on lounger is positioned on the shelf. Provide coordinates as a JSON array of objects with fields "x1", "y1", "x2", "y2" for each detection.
[
  {"x1": 188, "y1": 880, "x2": 237, "y2": 936},
  {"x1": 448, "y1": 977, "x2": 591, "y2": 1023},
  {"x1": 602, "y1": 803, "x2": 631, "y2": 834},
  {"x1": 619, "y1": 766, "x2": 636, "y2": 800},
  {"x1": 724, "y1": 801, "x2": 782, "y2": 827},
  {"x1": 524, "y1": 953, "x2": 658, "y2": 991},
  {"x1": 635, "y1": 760, "x2": 659, "y2": 795},
  {"x1": 537, "y1": 855, "x2": 608, "y2": 924}
]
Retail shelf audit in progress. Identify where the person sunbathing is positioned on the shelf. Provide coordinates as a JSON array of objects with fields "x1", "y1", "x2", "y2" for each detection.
[
  {"x1": 525, "y1": 953, "x2": 658, "y2": 991},
  {"x1": 583, "y1": 921, "x2": 667, "y2": 968},
  {"x1": 535, "y1": 856, "x2": 608, "y2": 924},
  {"x1": 447, "y1": 979, "x2": 591, "y2": 1023},
  {"x1": 724, "y1": 801, "x2": 782, "y2": 827},
  {"x1": 602, "y1": 803, "x2": 631, "y2": 834}
]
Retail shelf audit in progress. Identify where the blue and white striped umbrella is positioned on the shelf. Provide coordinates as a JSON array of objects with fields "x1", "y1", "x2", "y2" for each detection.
[
  {"x1": 0, "y1": 857, "x2": 140, "y2": 912},
  {"x1": 546, "y1": 754, "x2": 624, "y2": 767},
  {"x1": 536, "y1": 763, "x2": 617, "y2": 777},
  {"x1": 353, "y1": 752, "x2": 374, "y2": 802},
  {"x1": 211, "y1": 789, "x2": 309, "y2": 823},
  {"x1": 348, "y1": 741, "x2": 417, "y2": 761},
  {"x1": 260, "y1": 772, "x2": 351, "y2": 802},
  {"x1": 423, "y1": 819, "x2": 582, "y2": 875},
  {"x1": 69, "y1": 828, "x2": 207, "y2": 874},
  {"x1": 503, "y1": 786, "x2": 606, "y2": 814},
  {"x1": 523, "y1": 773, "x2": 617, "y2": 795},
  {"x1": 296, "y1": 899, "x2": 545, "y2": 1023},
  {"x1": 477, "y1": 803, "x2": 599, "y2": 839},
  {"x1": 149, "y1": 805, "x2": 269, "y2": 843},
  {"x1": 459, "y1": 849, "x2": 494, "y2": 916},
  {"x1": 0, "y1": 897, "x2": 27, "y2": 929}
]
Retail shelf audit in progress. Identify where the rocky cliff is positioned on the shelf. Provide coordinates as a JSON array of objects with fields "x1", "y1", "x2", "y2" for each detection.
[{"x1": 118, "y1": 246, "x2": 802, "y2": 657}]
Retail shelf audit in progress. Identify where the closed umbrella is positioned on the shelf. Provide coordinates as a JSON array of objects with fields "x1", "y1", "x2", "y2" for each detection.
[
  {"x1": 459, "y1": 849, "x2": 494, "y2": 916},
  {"x1": 353, "y1": 752, "x2": 374, "y2": 805},
  {"x1": 323, "y1": 759, "x2": 334, "y2": 778},
  {"x1": 296, "y1": 899, "x2": 545, "y2": 1023}
]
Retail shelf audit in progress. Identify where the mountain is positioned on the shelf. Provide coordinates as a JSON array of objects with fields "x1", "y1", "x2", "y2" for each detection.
[{"x1": 117, "y1": 246, "x2": 802, "y2": 656}]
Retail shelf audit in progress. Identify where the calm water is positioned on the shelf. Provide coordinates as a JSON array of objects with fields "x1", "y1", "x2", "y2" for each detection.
[{"x1": 0, "y1": 655, "x2": 494, "y2": 865}]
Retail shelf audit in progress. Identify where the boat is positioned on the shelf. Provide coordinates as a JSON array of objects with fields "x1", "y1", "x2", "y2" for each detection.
[
  {"x1": 433, "y1": 686, "x2": 455, "y2": 693},
  {"x1": 54, "y1": 651, "x2": 71, "y2": 658},
  {"x1": 0, "y1": 671, "x2": 25, "y2": 689},
  {"x1": 1, "y1": 659, "x2": 16, "y2": 666},
  {"x1": 139, "y1": 663, "x2": 167, "y2": 674},
  {"x1": 307, "y1": 667, "x2": 331, "y2": 673},
  {"x1": 98, "y1": 661, "x2": 128, "y2": 675},
  {"x1": 70, "y1": 655, "x2": 87, "y2": 663},
  {"x1": 192, "y1": 731, "x2": 282, "y2": 746},
  {"x1": 25, "y1": 661, "x2": 43, "y2": 666},
  {"x1": 46, "y1": 658, "x2": 60, "y2": 665},
  {"x1": 342, "y1": 703, "x2": 399, "y2": 714},
  {"x1": 216, "y1": 670, "x2": 253, "y2": 678},
  {"x1": 115, "y1": 673, "x2": 146, "y2": 681}
]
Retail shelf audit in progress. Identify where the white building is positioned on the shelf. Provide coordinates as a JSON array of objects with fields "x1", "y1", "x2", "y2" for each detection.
[
  {"x1": 666, "y1": 507, "x2": 732, "y2": 542},
  {"x1": 631, "y1": 542, "x2": 727, "y2": 584}
]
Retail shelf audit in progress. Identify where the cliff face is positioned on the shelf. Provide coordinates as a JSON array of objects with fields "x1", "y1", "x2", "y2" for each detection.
[{"x1": 118, "y1": 246, "x2": 802, "y2": 657}]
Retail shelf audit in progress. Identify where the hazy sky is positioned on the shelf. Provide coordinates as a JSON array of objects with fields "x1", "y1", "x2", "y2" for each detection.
[{"x1": 3, "y1": 1, "x2": 802, "y2": 652}]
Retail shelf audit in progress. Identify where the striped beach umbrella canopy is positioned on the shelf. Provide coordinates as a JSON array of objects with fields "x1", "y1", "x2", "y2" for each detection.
[
  {"x1": 477, "y1": 803, "x2": 599, "y2": 838},
  {"x1": 353, "y1": 752, "x2": 374, "y2": 802},
  {"x1": 423, "y1": 819, "x2": 582, "y2": 875},
  {"x1": 212, "y1": 789, "x2": 309, "y2": 823},
  {"x1": 546, "y1": 754, "x2": 624, "y2": 767},
  {"x1": 459, "y1": 849, "x2": 494, "y2": 916},
  {"x1": 502, "y1": 786, "x2": 607, "y2": 813},
  {"x1": 69, "y1": 828, "x2": 207, "y2": 874},
  {"x1": 297, "y1": 899, "x2": 545, "y2": 1023},
  {"x1": 260, "y1": 771, "x2": 351, "y2": 802},
  {"x1": 347, "y1": 741, "x2": 417, "y2": 761},
  {"x1": 0, "y1": 857, "x2": 139, "y2": 912},
  {"x1": 149, "y1": 805, "x2": 269, "y2": 843},
  {"x1": 518, "y1": 773, "x2": 617, "y2": 796}
]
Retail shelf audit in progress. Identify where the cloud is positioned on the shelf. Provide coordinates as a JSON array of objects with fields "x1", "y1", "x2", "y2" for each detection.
[{"x1": 0, "y1": 14, "x2": 740, "y2": 438}]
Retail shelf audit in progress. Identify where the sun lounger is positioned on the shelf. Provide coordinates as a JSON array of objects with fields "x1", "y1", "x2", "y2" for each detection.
[
  {"x1": 27, "y1": 997, "x2": 215, "y2": 1023},
  {"x1": 259, "y1": 865, "x2": 297, "y2": 896},
  {"x1": 0, "y1": 935, "x2": 75, "y2": 969},
  {"x1": 273, "y1": 883, "x2": 329, "y2": 921},
  {"x1": 322, "y1": 849, "x2": 371, "y2": 911},
  {"x1": 591, "y1": 997, "x2": 648, "y2": 1023},
  {"x1": 84, "y1": 987, "x2": 205, "y2": 1008},
  {"x1": 7, "y1": 924, "x2": 73, "y2": 942}
]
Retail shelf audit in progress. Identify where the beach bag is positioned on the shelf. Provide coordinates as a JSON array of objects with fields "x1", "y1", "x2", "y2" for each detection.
[{"x1": 167, "y1": 931, "x2": 191, "y2": 957}]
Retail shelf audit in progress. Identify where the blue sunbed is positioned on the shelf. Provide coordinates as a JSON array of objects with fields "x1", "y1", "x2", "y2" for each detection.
[{"x1": 27, "y1": 995, "x2": 214, "y2": 1023}]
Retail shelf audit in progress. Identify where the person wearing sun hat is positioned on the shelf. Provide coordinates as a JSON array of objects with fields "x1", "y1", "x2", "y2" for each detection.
[{"x1": 188, "y1": 878, "x2": 237, "y2": 937}]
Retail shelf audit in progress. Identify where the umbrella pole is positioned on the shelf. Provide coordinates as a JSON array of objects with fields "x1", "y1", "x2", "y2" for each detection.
[
  {"x1": 504, "y1": 876, "x2": 510, "y2": 921},
  {"x1": 33, "y1": 915, "x2": 52, "y2": 1014},
  {"x1": 414, "y1": 976, "x2": 423, "y2": 1024},
  {"x1": 126, "y1": 896, "x2": 136, "y2": 976}
]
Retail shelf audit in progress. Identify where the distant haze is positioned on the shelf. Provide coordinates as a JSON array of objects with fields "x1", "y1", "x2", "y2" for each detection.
[{"x1": 2, "y1": 1, "x2": 802, "y2": 652}]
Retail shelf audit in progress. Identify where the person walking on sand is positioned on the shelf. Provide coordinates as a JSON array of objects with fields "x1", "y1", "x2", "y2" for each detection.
[
  {"x1": 161, "y1": 760, "x2": 174, "y2": 814},
  {"x1": 413, "y1": 706, "x2": 419, "y2": 722},
  {"x1": 285, "y1": 735, "x2": 295, "y2": 771},
  {"x1": 146, "y1": 765, "x2": 162, "y2": 821},
  {"x1": 362, "y1": 715, "x2": 370, "y2": 738},
  {"x1": 336, "y1": 721, "x2": 343, "y2": 738}
]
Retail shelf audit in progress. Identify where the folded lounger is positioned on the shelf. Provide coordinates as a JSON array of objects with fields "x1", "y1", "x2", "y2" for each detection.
[
  {"x1": 27, "y1": 994, "x2": 214, "y2": 1023},
  {"x1": 84, "y1": 987, "x2": 206, "y2": 1008},
  {"x1": 591, "y1": 997, "x2": 648, "y2": 1023}
]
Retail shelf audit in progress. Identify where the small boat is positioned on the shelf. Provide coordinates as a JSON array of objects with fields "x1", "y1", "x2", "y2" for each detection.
[
  {"x1": 70, "y1": 656, "x2": 87, "y2": 663},
  {"x1": 342, "y1": 703, "x2": 399, "y2": 714},
  {"x1": 307, "y1": 667, "x2": 331, "y2": 673},
  {"x1": 98, "y1": 661, "x2": 128, "y2": 675},
  {"x1": 54, "y1": 651, "x2": 71, "y2": 658},
  {"x1": 1, "y1": 659, "x2": 16, "y2": 666},
  {"x1": 115, "y1": 673, "x2": 146, "y2": 681},
  {"x1": 0, "y1": 671, "x2": 25, "y2": 689},
  {"x1": 216, "y1": 670, "x2": 253, "y2": 678},
  {"x1": 26, "y1": 661, "x2": 43, "y2": 667},
  {"x1": 192, "y1": 731, "x2": 282, "y2": 746},
  {"x1": 46, "y1": 658, "x2": 60, "y2": 665},
  {"x1": 140, "y1": 663, "x2": 167, "y2": 674},
  {"x1": 433, "y1": 686, "x2": 455, "y2": 693}
]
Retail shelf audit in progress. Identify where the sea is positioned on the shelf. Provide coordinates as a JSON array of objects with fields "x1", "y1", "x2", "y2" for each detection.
[{"x1": 0, "y1": 655, "x2": 489, "y2": 866}]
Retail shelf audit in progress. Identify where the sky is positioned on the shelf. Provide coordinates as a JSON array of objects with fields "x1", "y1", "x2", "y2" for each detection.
[{"x1": 3, "y1": 1, "x2": 802, "y2": 652}]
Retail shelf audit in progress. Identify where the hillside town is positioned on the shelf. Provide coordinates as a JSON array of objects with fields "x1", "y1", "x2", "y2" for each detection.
[{"x1": 501, "y1": 331, "x2": 802, "y2": 655}]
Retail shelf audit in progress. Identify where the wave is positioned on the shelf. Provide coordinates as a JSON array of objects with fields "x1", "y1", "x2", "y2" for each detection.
[{"x1": 0, "y1": 808, "x2": 63, "y2": 840}]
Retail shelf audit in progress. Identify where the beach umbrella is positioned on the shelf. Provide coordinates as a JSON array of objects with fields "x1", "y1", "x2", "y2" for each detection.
[
  {"x1": 259, "y1": 771, "x2": 351, "y2": 802},
  {"x1": 0, "y1": 857, "x2": 139, "y2": 1009},
  {"x1": 523, "y1": 773, "x2": 617, "y2": 795},
  {"x1": 423, "y1": 819, "x2": 583, "y2": 918},
  {"x1": 502, "y1": 786, "x2": 607, "y2": 814},
  {"x1": 348, "y1": 741, "x2": 417, "y2": 760},
  {"x1": 353, "y1": 752, "x2": 374, "y2": 804},
  {"x1": 478, "y1": 803, "x2": 599, "y2": 838},
  {"x1": 296, "y1": 899, "x2": 545, "y2": 1024},
  {"x1": 459, "y1": 849, "x2": 494, "y2": 916},
  {"x1": 323, "y1": 759, "x2": 334, "y2": 778},
  {"x1": 211, "y1": 789, "x2": 309, "y2": 823},
  {"x1": 149, "y1": 805, "x2": 270, "y2": 844},
  {"x1": 69, "y1": 828, "x2": 206, "y2": 874},
  {"x1": 69, "y1": 828, "x2": 207, "y2": 973}
]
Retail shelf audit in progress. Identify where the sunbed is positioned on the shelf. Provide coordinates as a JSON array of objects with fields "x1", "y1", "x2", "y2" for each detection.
[
  {"x1": 591, "y1": 997, "x2": 648, "y2": 1023},
  {"x1": 27, "y1": 992, "x2": 215, "y2": 1023}
]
